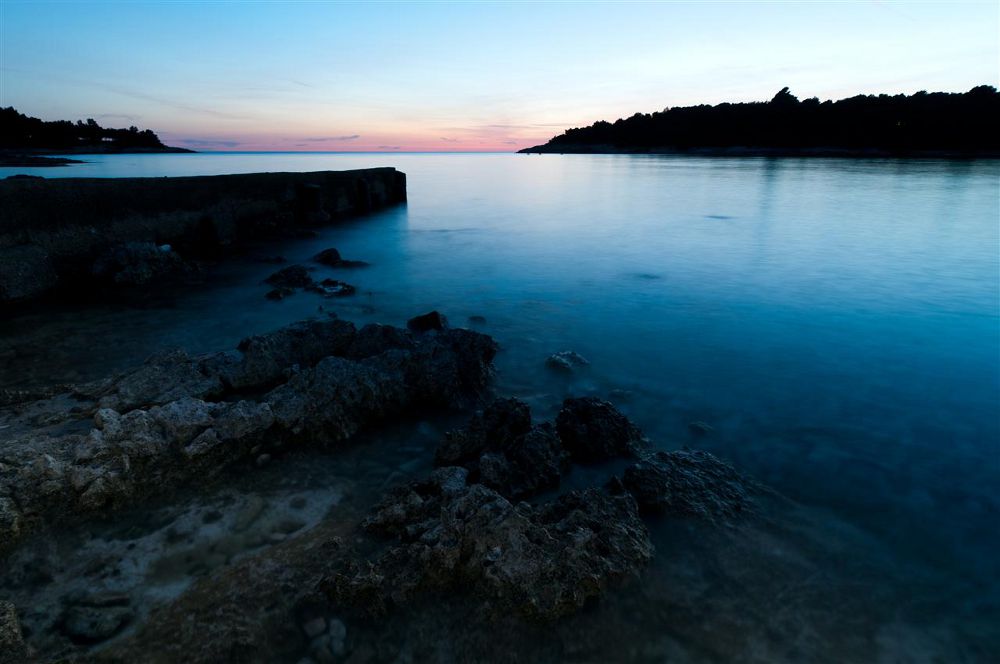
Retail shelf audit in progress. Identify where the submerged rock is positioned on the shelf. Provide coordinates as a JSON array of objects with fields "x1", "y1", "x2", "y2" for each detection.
[
  {"x1": 555, "y1": 397, "x2": 645, "y2": 462},
  {"x1": 307, "y1": 279, "x2": 356, "y2": 297},
  {"x1": 621, "y1": 450, "x2": 758, "y2": 520},
  {"x1": 545, "y1": 350, "x2": 590, "y2": 373},
  {"x1": 407, "y1": 310, "x2": 448, "y2": 333},
  {"x1": 314, "y1": 248, "x2": 370, "y2": 268},
  {"x1": 61, "y1": 604, "x2": 133, "y2": 644},
  {"x1": 265, "y1": 264, "x2": 315, "y2": 289}
]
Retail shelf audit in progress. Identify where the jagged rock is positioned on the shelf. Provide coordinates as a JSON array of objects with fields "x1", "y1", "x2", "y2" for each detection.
[
  {"x1": 343, "y1": 324, "x2": 415, "y2": 360},
  {"x1": 0, "y1": 601, "x2": 26, "y2": 664},
  {"x1": 343, "y1": 478, "x2": 652, "y2": 621},
  {"x1": 545, "y1": 351, "x2": 590, "y2": 373},
  {"x1": 621, "y1": 450, "x2": 757, "y2": 519},
  {"x1": 407, "y1": 311, "x2": 448, "y2": 333},
  {"x1": 61, "y1": 604, "x2": 133, "y2": 644},
  {"x1": 555, "y1": 397, "x2": 645, "y2": 462},
  {"x1": 435, "y1": 399, "x2": 566, "y2": 499},
  {"x1": 91, "y1": 241, "x2": 189, "y2": 286},
  {"x1": 265, "y1": 265, "x2": 315, "y2": 289},
  {"x1": 435, "y1": 398, "x2": 532, "y2": 467},
  {"x1": 314, "y1": 248, "x2": 370, "y2": 268},
  {"x1": 90, "y1": 349, "x2": 225, "y2": 412}
]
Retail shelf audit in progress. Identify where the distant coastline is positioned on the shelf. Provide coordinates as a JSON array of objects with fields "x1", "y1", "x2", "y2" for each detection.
[
  {"x1": 518, "y1": 144, "x2": 1000, "y2": 158},
  {"x1": 520, "y1": 86, "x2": 1000, "y2": 158},
  {"x1": 0, "y1": 107, "x2": 195, "y2": 166}
]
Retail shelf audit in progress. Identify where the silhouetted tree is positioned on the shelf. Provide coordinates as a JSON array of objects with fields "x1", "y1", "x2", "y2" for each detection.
[{"x1": 0, "y1": 108, "x2": 167, "y2": 149}]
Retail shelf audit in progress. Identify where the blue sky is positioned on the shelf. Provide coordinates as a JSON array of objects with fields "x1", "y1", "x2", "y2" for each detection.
[{"x1": 1, "y1": 1, "x2": 997, "y2": 151}]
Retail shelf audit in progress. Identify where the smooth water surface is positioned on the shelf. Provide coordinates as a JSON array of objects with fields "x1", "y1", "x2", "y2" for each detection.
[{"x1": 2, "y1": 152, "x2": 998, "y2": 660}]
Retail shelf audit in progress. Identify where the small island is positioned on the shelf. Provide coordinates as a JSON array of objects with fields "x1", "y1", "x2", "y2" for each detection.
[
  {"x1": 0, "y1": 107, "x2": 193, "y2": 166},
  {"x1": 520, "y1": 86, "x2": 1000, "y2": 157}
]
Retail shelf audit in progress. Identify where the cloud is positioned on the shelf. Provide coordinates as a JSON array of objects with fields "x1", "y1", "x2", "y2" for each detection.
[
  {"x1": 96, "y1": 113, "x2": 140, "y2": 124},
  {"x1": 177, "y1": 138, "x2": 241, "y2": 148},
  {"x1": 440, "y1": 137, "x2": 460, "y2": 143},
  {"x1": 377, "y1": 145, "x2": 401, "y2": 150},
  {"x1": 300, "y1": 135, "x2": 361, "y2": 142}
]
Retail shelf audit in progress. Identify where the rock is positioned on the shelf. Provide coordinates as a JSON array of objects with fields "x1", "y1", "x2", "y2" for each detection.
[
  {"x1": 91, "y1": 241, "x2": 189, "y2": 286},
  {"x1": 467, "y1": 315, "x2": 487, "y2": 325},
  {"x1": 266, "y1": 286, "x2": 294, "y2": 300},
  {"x1": 555, "y1": 397, "x2": 645, "y2": 462},
  {"x1": 406, "y1": 311, "x2": 448, "y2": 333},
  {"x1": 0, "y1": 243, "x2": 58, "y2": 303},
  {"x1": 307, "y1": 279, "x2": 356, "y2": 297},
  {"x1": 0, "y1": 601, "x2": 26, "y2": 663},
  {"x1": 435, "y1": 399, "x2": 566, "y2": 500},
  {"x1": 314, "y1": 248, "x2": 370, "y2": 268},
  {"x1": 347, "y1": 481, "x2": 652, "y2": 621},
  {"x1": 265, "y1": 265, "x2": 315, "y2": 289},
  {"x1": 435, "y1": 398, "x2": 532, "y2": 467},
  {"x1": 302, "y1": 616, "x2": 327, "y2": 638},
  {"x1": 0, "y1": 496, "x2": 22, "y2": 542},
  {"x1": 61, "y1": 604, "x2": 133, "y2": 644},
  {"x1": 545, "y1": 351, "x2": 590, "y2": 373},
  {"x1": 621, "y1": 450, "x2": 757, "y2": 520}
]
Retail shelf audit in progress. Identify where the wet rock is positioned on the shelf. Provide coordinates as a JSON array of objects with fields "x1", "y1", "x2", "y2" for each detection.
[
  {"x1": 266, "y1": 286, "x2": 294, "y2": 300},
  {"x1": 435, "y1": 399, "x2": 566, "y2": 500},
  {"x1": 61, "y1": 604, "x2": 133, "y2": 644},
  {"x1": 0, "y1": 496, "x2": 23, "y2": 542},
  {"x1": 621, "y1": 450, "x2": 757, "y2": 520},
  {"x1": 435, "y1": 398, "x2": 532, "y2": 467},
  {"x1": 91, "y1": 241, "x2": 189, "y2": 286},
  {"x1": 555, "y1": 397, "x2": 645, "y2": 462},
  {"x1": 307, "y1": 279, "x2": 356, "y2": 297},
  {"x1": 407, "y1": 311, "x2": 448, "y2": 334},
  {"x1": 346, "y1": 480, "x2": 652, "y2": 621},
  {"x1": 265, "y1": 264, "x2": 315, "y2": 289},
  {"x1": 0, "y1": 601, "x2": 26, "y2": 663},
  {"x1": 468, "y1": 315, "x2": 487, "y2": 325},
  {"x1": 314, "y1": 248, "x2": 370, "y2": 268},
  {"x1": 91, "y1": 348, "x2": 225, "y2": 411},
  {"x1": 545, "y1": 351, "x2": 590, "y2": 373},
  {"x1": 343, "y1": 324, "x2": 415, "y2": 359},
  {"x1": 0, "y1": 243, "x2": 58, "y2": 303}
]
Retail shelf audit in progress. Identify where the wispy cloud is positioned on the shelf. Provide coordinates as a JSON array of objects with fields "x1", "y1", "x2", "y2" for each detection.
[
  {"x1": 300, "y1": 134, "x2": 360, "y2": 142},
  {"x1": 377, "y1": 145, "x2": 401, "y2": 150},
  {"x1": 177, "y1": 138, "x2": 241, "y2": 148}
]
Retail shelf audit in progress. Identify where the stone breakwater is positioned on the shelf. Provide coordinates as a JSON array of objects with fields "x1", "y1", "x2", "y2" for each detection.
[
  {"x1": 0, "y1": 316, "x2": 497, "y2": 556},
  {"x1": 0, "y1": 168, "x2": 406, "y2": 304}
]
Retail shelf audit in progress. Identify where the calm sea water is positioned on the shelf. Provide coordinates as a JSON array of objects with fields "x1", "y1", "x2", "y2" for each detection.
[{"x1": 2, "y1": 152, "x2": 998, "y2": 660}]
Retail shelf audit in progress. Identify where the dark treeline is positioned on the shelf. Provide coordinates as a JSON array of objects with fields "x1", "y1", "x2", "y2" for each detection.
[
  {"x1": 524, "y1": 86, "x2": 1000, "y2": 154},
  {"x1": 0, "y1": 107, "x2": 167, "y2": 150}
]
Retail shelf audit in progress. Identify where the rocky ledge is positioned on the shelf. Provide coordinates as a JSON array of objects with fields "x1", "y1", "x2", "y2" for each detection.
[
  {"x1": 0, "y1": 314, "x2": 496, "y2": 553},
  {"x1": 0, "y1": 168, "x2": 406, "y2": 305}
]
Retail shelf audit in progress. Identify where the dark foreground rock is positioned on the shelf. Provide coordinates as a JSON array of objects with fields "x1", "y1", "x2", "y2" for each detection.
[
  {"x1": 0, "y1": 317, "x2": 497, "y2": 551},
  {"x1": 556, "y1": 397, "x2": 647, "y2": 462},
  {"x1": 331, "y1": 470, "x2": 652, "y2": 621},
  {"x1": 407, "y1": 310, "x2": 448, "y2": 333},
  {"x1": 0, "y1": 601, "x2": 27, "y2": 664}
]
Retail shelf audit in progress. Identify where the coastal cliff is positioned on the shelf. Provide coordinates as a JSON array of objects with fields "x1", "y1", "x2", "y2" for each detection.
[{"x1": 0, "y1": 168, "x2": 407, "y2": 305}]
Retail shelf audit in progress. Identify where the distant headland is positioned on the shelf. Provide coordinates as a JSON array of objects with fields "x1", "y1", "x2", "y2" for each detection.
[
  {"x1": 520, "y1": 86, "x2": 1000, "y2": 157},
  {"x1": 0, "y1": 107, "x2": 193, "y2": 166}
]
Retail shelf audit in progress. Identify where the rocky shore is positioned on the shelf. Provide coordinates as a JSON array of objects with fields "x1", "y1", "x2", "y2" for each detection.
[{"x1": 0, "y1": 308, "x2": 768, "y2": 661}]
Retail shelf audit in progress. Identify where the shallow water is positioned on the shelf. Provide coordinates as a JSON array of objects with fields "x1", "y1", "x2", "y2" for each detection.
[{"x1": 2, "y1": 152, "x2": 998, "y2": 660}]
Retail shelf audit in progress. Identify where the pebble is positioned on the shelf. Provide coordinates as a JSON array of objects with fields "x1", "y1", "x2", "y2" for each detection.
[{"x1": 302, "y1": 616, "x2": 327, "y2": 639}]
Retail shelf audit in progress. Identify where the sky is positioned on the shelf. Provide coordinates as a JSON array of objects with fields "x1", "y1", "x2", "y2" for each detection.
[{"x1": 1, "y1": 1, "x2": 997, "y2": 152}]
